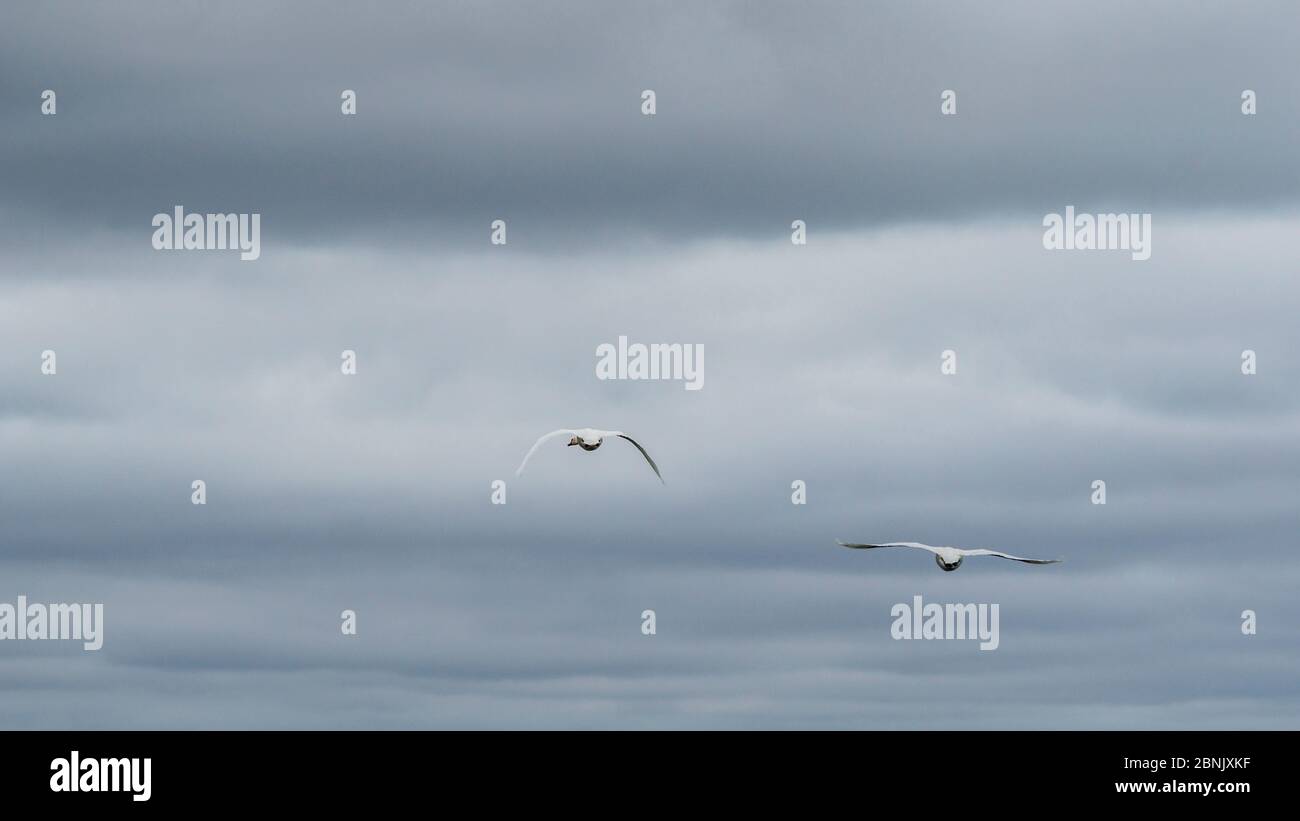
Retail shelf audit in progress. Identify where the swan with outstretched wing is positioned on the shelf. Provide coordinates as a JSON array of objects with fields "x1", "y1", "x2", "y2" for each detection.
[
  {"x1": 836, "y1": 540, "x2": 1060, "y2": 571},
  {"x1": 516, "y1": 428, "x2": 663, "y2": 483}
]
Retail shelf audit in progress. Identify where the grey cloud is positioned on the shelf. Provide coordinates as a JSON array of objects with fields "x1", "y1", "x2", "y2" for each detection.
[
  {"x1": 1, "y1": 2, "x2": 1297, "y2": 729},
  {"x1": 1, "y1": 1, "x2": 1299, "y2": 246}
]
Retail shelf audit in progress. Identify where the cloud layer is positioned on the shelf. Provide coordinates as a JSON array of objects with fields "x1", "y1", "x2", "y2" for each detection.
[{"x1": 1, "y1": 1, "x2": 1297, "y2": 728}]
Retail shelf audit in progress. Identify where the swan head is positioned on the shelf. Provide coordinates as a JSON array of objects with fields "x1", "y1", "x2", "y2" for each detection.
[
  {"x1": 935, "y1": 554, "x2": 963, "y2": 572},
  {"x1": 568, "y1": 436, "x2": 602, "y2": 451}
]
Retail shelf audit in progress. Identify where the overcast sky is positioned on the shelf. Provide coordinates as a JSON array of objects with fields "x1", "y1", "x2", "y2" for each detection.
[{"x1": 1, "y1": 1, "x2": 1298, "y2": 728}]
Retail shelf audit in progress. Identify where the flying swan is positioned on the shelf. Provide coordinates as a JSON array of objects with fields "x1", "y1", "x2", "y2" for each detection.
[
  {"x1": 836, "y1": 540, "x2": 1061, "y2": 572},
  {"x1": 516, "y1": 428, "x2": 664, "y2": 483}
]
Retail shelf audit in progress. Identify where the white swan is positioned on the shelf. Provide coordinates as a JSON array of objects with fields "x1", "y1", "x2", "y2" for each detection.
[
  {"x1": 836, "y1": 540, "x2": 1060, "y2": 571},
  {"x1": 516, "y1": 428, "x2": 663, "y2": 483}
]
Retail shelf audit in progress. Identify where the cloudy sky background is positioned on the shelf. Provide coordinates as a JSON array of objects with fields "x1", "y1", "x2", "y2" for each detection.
[{"x1": 1, "y1": 1, "x2": 1298, "y2": 728}]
